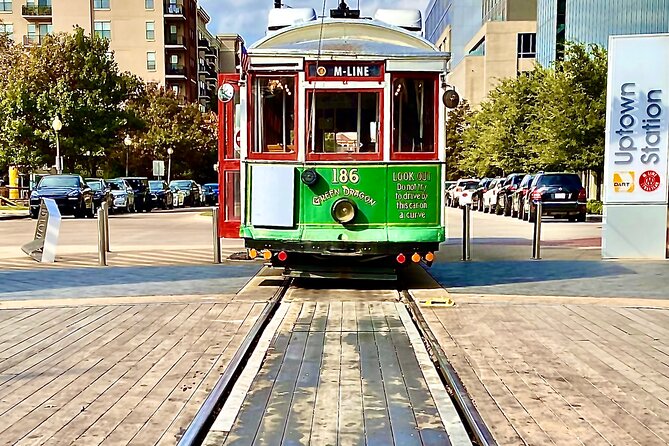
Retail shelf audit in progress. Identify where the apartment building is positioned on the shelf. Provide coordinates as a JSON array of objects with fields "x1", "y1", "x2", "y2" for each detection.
[
  {"x1": 425, "y1": 0, "x2": 537, "y2": 107},
  {"x1": 0, "y1": 0, "x2": 203, "y2": 102}
]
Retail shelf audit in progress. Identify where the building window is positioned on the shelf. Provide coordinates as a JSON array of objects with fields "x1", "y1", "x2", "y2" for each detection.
[
  {"x1": 252, "y1": 77, "x2": 296, "y2": 154},
  {"x1": 145, "y1": 0, "x2": 153, "y2": 9},
  {"x1": 94, "y1": 21, "x2": 111, "y2": 40},
  {"x1": 171, "y1": 84, "x2": 180, "y2": 95},
  {"x1": 0, "y1": 0, "x2": 11, "y2": 12},
  {"x1": 146, "y1": 52, "x2": 156, "y2": 71},
  {"x1": 392, "y1": 76, "x2": 436, "y2": 154},
  {"x1": 0, "y1": 23, "x2": 13, "y2": 40},
  {"x1": 517, "y1": 33, "x2": 536, "y2": 59},
  {"x1": 145, "y1": 21, "x2": 154, "y2": 40},
  {"x1": 94, "y1": 0, "x2": 110, "y2": 9},
  {"x1": 469, "y1": 37, "x2": 485, "y2": 56}
]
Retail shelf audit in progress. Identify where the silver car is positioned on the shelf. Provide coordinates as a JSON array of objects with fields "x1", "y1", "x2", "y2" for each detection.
[{"x1": 107, "y1": 178, "x2": 135, "y2": 213}]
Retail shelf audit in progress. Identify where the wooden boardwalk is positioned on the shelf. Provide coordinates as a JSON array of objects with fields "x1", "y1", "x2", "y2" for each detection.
[
  {"x1": 217, "y1": 288, "x2": 470, "y2": 446},
  {"x1": 0, "y1": 293, "x2": 267, "y2": 446},
  {"x1": 420, "y1": 294, "x2": 669, "y2": 446}
]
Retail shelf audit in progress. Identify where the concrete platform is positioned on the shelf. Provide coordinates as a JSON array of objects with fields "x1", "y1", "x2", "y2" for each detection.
[{"x1": 418, "y1": 292, "x2": 669, "y2": 445}]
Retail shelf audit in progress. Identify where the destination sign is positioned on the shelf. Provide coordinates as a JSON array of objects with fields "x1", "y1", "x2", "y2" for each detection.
[{"x1": 307, "y1": 62, "x2": 383, "y2": 80}]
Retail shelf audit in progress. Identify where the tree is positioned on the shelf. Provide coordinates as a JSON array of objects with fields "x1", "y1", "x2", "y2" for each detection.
[
  {"x1": 124, "y1": 84, "x2": 217, "y2": 184},
  {"x1": 445, "y1": 100, "x2": 472, "y2": 180},
  {"x1": 0, "y1": 28, "x2": 142, "y2": 175}
]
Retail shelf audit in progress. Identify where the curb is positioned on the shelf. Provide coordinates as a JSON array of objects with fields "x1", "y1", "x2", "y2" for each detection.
[
  {"x1": 0, "y1": 213, "x2": 29, "y2": 221},
  {"x1": 586, "y1": 214, "x2": 602, "y2": 223}
]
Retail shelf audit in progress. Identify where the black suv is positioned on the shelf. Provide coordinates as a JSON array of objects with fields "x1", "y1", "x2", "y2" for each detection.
[
  {"x1": 29, "y1": 175, "x2": 94, "y2": 219},
  {"x1": 496, "y1": 173, "x2": 525, "y2": 216},
  {"x1": 120, "y1": 177, "x2": 153, "y2": 212},
  {"x1": 527, "y1": 173, "x2": 586, "y2": 222},
  {"x1": 169, "y1": 180, "x2": 201, "y2": 207},
  {"x1": 85, "y1": 178, "x2": 113, "y2": 212},
  {"x1": 149, "y1": 180, "x2": 174, "y2": 210}
]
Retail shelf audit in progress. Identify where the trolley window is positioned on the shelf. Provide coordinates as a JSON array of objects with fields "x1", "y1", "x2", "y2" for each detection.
[
  {"x1": 391, "y1": 75, "x2": 438, "y2": 160},
  {"x1": 251, "y1": 76, "x2": 297, "y2": 157},
  {"x1": 307, "y1": 90, "x2": 382, "y2": 160}
]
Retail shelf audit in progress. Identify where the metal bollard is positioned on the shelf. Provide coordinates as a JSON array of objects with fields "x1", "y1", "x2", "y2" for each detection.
[
  {"x1": 532, "y1": 201, "x2": 542, "y2": 260},
  {"x1": 97, "y1": 208, "x2": 107, "y2": 266},
  {"x1": 462, "y1": 204, "x2": 471, "y2": 261},
  {"x1": 101, "y1": 202, "x2": 110, "y2": 252},
  {"x1": 212, "y1": 207, "x2": 221, "y2": 264}
]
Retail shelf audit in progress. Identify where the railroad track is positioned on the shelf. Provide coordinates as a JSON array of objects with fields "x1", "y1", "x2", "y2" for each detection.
[{"x1": 177, "y1": 270, "x2": 495, "y2": 446}]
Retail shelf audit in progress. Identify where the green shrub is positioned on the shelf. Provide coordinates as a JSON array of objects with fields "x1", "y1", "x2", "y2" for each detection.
[{"x1": 587, "y1": 200, "x2": 603, "y2": 215}]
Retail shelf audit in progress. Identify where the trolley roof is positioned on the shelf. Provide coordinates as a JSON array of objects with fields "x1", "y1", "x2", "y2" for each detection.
[{"x1": 250, "y1": 19, "x2": 451, "y2": 61}]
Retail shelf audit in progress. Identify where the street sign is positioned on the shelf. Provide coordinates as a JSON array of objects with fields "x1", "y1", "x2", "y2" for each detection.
[
  {"x1": 153, "y1": 160, "x2": 165, "y2": 177},
  {"x1": 21, "y1": 198, "x2": 61, "y2": 263}
]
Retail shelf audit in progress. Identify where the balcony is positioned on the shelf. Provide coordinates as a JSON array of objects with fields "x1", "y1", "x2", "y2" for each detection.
[
  {"x1": 165, "y1": 34, "x2": 186, "y2": 49},
  {"x1": 166, "y1": 64, "x2": 186, "y2": 78},
  {"x1": 22, "y1": 4, "x2": 53, "y2": 20},
  {"x1": 164, "y1": 2, "x2": 185, "y2": 19},
  {"x1": 198, "y1": 37, "x2": 210, "y2": 49},
  {"x1": 23, "y1": 34, "x2": 46, "y2": 45}
]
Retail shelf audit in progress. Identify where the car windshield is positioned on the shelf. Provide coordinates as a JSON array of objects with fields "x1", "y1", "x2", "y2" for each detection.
[
  {"x1": 511, "y1": 175, "x2": 524, "y2": 186},
  {"x1": 537, "y1": 174, "x2": 582, "y2": 188},
  {"x1": 40, "y1": 176, "x2": 79, "y2": 188},
  {"x1": 88, "y1": 181, "x2": 103, "y2": 191},
  {"x1": 149, "y1": 181, "x2": 163, "y2": 191},
  {"x1": 171, "y1": 181, "x2": 192, "y2": 189},
  {"x1": 521, "y1": 175, "x2": 534, "y2": 187},
  {"x1": 461, "y1": 181, "x2": 479, "y2": 189}
]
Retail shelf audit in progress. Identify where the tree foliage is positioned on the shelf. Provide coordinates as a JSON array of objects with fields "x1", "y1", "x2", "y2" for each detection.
[
  {"x1": 445, "y1": 100, "x2": 472, "y2": 180},
  {"x1": 458, "y1": 43, "x2": 608, "y2": 178},
  {"x1": 0, "y1": 28, "x2": 218, "y2": 183}
]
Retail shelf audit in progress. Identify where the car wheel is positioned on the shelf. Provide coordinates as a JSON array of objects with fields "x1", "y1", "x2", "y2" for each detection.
[
  {"x1": 86, "y1": 204, "x2": 95, "y2": 218},
  {"x1": 528, "y1": 206, "x2": 537, "y2": 222},
  {"x1": 504, "y1": 199, "x2": 512, "y2": 217},
  {"x1": 577, "y1": 212, "x2": 586, "y2": 222},
  {"x1": 30, "y1": 209, "x2": 39, "y2": 219},
  {"x1": 494, "y1": 200, "x2": 502, "y2": 215}
]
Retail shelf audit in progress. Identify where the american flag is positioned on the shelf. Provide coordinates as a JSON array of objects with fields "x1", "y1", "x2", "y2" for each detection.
[{"x1": 240, "y1": 45, "x2": 250, "y2": 77}]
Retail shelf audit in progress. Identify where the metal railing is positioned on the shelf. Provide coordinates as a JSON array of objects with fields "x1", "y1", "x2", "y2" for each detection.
[
  {"x1": 164, "y1": 2, "x2": 183, "y2": 15},
  {"x1": 165, "y1": 34, "x2": 184, "y2": 46},
  {"x1": 23, "y1": 34, "x2": 46, "y2": 45},
  {"x1": 166, "y1": 64, "x2": 185, "y2": 75},
  {"x1": 22, "y1": 4, "x2": 53, "y2": 16}
]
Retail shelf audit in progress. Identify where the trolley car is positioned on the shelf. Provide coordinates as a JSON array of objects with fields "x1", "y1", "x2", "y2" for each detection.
[{"x1": 217, "y1": 2, "x2": 457, "y2": 273}]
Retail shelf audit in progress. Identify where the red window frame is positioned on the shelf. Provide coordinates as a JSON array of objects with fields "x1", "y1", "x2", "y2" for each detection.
[
  {"x1": 248, "y1": 73, "x2": 299, "y2": 161},
  {"x1": 390, "y1": 72, "x2": 440, "y2": 161},
  {"x1": 305, "y1": 88, "x2": 384, "y2": 162}
]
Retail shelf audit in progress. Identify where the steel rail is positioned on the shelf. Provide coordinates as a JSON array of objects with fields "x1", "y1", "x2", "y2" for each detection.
[
  {"x1": 402, "y1": 289, "x2": 498, "y2": 446},
  {"x1": 177, "y1": 276, "x2": 292, "y2": 446}
]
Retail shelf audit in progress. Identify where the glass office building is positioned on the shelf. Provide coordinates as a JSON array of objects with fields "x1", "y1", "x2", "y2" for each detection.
[
  {"x1": 425, "y1": 0, "x2": 483, "y2": 68},
  {"x1": 537, "y1": 0, "x2": 669, "y2": 66}
]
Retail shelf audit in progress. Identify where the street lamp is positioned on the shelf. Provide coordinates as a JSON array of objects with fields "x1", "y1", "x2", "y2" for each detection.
[
  {"x1": 52, "y1": 116, "x2": 63, "y2": 174},
  {"x1": 123, "y1": 135, "x2": 132, "y2": 176},
  {"x1": 167, "y1": 147, "x2": 174, "y2": 183}
]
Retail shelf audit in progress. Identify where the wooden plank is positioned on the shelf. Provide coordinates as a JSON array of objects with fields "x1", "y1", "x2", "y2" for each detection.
[
  {"x1": 387, "y1": 304, "x2": 451, "y2": 446},
  {"x1": 358, "y1": 331, "x2": 393, "y2": 446},
  {"x1": 337, "y1": 332, "x2": 365, "y2": 446},
  {"x1": 369, "y1": 302, "x2": 389, "y2": 332},
  {"x1": 310, "y1": 331, "x2": 341, "y2": 446},
  {"x1": 309, "y1": 302, "x2": 328, "y2": 333},
  {"x1": 293, "y1": 302, "x2": 315, "y2": 332},
  {"x1": 424, "y1": 308, "x2": 524, "y2": 445},
  {"x1": 325, "y1": 301, "x2": 343, "y2": 333},
  {"x1": 41, "y1": 303, "x2": 203, "y2": 445},
  {"x1": 282, "y1": 330, "x2": 325, "y2": 445},
  {"x1": 374, "y1": 329, "x2": 422, "y2": 446},
  {"x1": 355, "y1": 302, "x2": 373, "y2": 333},
  {"x1": 341, "y1": 302, "x2": 357, "y2": 333}
]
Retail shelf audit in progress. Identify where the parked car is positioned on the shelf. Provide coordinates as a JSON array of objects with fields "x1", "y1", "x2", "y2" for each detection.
[
  {"x1": 107, "y1": 178, "x2": 135, "y2": 213},
  {"x1": 496, "y1": 173, "x2": 525, "y2": 216},
  {"x1": 512, "y1": 174, "x2": 535, "y2": 219},
  {"x1": 482, "y1": 178, "x2": 503, "y2": 213},
  {"x1": 451, "y1": 179, "x2": 480, "y2": 207},
  {"x1": 202, "y1": 183, "x2": 219, "y2": 206},
  {"x1": 170, "y1": 184, "x2": 185, "y2": 208},
  {"x1": 120, "y1": 177, "x2": 153, "y2": 212},
  {"x1": 29, "y1": 174, "x2": 94, "y2": 219},
  {"x1": 169, "y1": 180, "x2": 201, "y2": 207},
  {"x1": 149, "y1": 180, "x2": 174, "y2": 210},
  {"x1": 526, "y1": 172, "x2": 587, "y2": 222},
  {"x1": 85, "y1": 178, "x2": 113, "y2": 212},
  {"x1": 473, "y1": 178, "x2": 493, "y2": 212}
]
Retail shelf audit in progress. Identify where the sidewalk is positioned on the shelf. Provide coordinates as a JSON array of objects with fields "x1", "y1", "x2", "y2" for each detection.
[{"x1": 0, "y1": 209, "x2": 29, "y2": 220}]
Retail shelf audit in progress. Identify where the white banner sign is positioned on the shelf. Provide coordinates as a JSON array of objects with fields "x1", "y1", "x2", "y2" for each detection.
[
  {"x1": 604, "y1": 34, "x2": 669, "y2": 204},
  {"x1": 153, "y1": 160, "x2": 165, "y2": 177}
]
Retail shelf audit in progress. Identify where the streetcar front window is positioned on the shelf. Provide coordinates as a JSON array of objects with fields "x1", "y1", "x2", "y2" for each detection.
[
  {"x1": 307, "y1": 91, "x2": 380, "y2": 155},
  {"x1": 252, "y1": 76, "x2": 296, "y2": 154},
  {"x1": 392, "y1": 76, "x2": 437, "y2": 153}
]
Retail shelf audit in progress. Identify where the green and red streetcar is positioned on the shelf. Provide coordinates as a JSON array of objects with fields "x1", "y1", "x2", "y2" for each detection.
[{"x1": 217, "y1": 2, "x2": 456, "y2": 273}]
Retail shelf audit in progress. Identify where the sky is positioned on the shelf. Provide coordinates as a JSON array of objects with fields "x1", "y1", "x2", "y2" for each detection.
[{"x1": 199, "y1": 0, "x2": 430, "y2": 45}]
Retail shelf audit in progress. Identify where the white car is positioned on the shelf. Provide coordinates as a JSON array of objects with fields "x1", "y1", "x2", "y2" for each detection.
[
  {"x1": 483, "y1": 178, "x2": 504, "y2": 213},
  {"x1": 452, "y1": 179, "x2": 479, "y2": 207}
]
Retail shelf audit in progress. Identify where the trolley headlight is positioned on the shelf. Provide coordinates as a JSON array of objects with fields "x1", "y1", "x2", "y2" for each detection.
[
  {"x1": 301, "y1": 168, "x2": 319, "y2": 186},
  {"x1": 331, "y1": 198, "x2": 356, "y2": 224}
]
